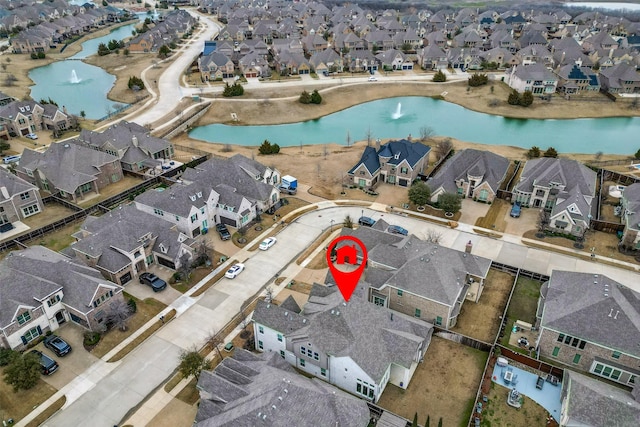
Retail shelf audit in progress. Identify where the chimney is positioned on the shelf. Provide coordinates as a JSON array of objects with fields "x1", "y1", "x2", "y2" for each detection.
[
  {"x1": 132, "y1": 135, "x2": 138, "y2": 147},
  {"x1": 465, "y1": 240, "x2": 473, "y2": 254},
  {"x1": 632, "y1": 384, "x2": 640, "y2": 402},
  {"x1": 0, "y1": 186, "x2": 9, "y2": 199},
  {"x1": 375, "y1": 138, "x2": 381, "y2": 151},
  {"x1": 62, "y1": 105, "x2": 68, "y2": 115},
  {"x1": 609, "y1": 48, "x2": 614, "y2": 59}
]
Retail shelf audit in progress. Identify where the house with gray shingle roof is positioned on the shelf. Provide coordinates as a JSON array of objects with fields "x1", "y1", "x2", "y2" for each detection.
[
  {"x1": 0, "y1": 246, "x2": 125, "y2": 350},
  {"x1": 252, "y1": 283, "x2": 433, "y2": 401},
  {"x1": 198, "y1": 51, "x2": 235, "y2": 81},
  {"x1": 334, "y1": 226, "x2": 492, "y2": 329},
  {"x1": 599, "y1": 62, "x2": 640, "y2": 94},
  {"x1": 0, "y1": 167, "x2": 44, "y2": 231},
  {"x1": 347, "y1": 139, "x2": 430, "y2": 188},
  {"x1": 16, "y1": 142, "x2": 123, "y2": 203},
  {"x1": 505, "y1": 63, "x2": 558, "y2": 94},
  {"x1": 559, "y1": 370, "x2": 640, "y2": 426},
  {"x1": 69, "y1": 204, "x2": 195, "y2": 286},
  {"x1": 427, "y1": 149, "x2": 510, "y2": 204},
  {"x1": 535, "y1": 271, "x2": 640, "y2": 386},
  {"x1": 195, "y1": 349, "x2": 370, "y2": 426},
  {"x1": 74, "y1": 121, "x2": 174, "y2": 173},
  {"x1": 556, "y1": 62, "x2": 600, "y2": 94},
  {"x1": 620, "y1": 183, "x2": 640, "y2": 250},
  {"x1": 514, "y1": 158, "x2": 596, "y2": 236},
  {"x1": 0, "y1": 100, "x2": 45, "y2": 138}
]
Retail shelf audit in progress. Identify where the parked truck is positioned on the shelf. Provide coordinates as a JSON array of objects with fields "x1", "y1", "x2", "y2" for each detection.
[{"x1": 279, "y1": 175, "x2": 298, "y2": 195}]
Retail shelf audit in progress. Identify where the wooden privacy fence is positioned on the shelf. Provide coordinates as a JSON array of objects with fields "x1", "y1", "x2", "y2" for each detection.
[
  {"x1": 434, "y1": 330, "x2": 493, "y2": 352},
  {"x1": 590, "y1": 219, "x2": 625, "y2": 234},
  {"x1": 497, "y1": 345, "x2": 564, "y2": 380}
]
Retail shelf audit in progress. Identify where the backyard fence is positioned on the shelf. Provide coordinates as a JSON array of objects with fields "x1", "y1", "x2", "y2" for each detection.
[
  {"x1": 589, "y1": 219, "x2": 625, "y2": 234},
  {"x1": 434, "y1": 330, "x2": 493, "y2": 352},
  {"x1": 601, "y1": 169, "x2": 640, "y2": 185},
  {"x1": 497, "y1": 346, "x2": 564, "y2": 380}
]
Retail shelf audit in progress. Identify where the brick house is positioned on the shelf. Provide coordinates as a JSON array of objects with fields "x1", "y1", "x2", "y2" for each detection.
[
  {"x1": 535, "y1": 271, "x2": 640, "y2": 387},
  {"x1": 0, "y1": 167, "x2": 44, "y2": 230},
  {"x1": 0, "y1": 246, "x2": 125, "y2": 350}
]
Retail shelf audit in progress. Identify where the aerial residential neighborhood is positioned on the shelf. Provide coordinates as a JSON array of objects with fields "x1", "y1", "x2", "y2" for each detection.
[{"x1": 1, "y1": 0, "x2": 640, "y2": 427}]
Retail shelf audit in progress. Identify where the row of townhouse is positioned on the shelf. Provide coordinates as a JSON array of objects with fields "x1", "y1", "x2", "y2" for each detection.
[
  {"x1": 127, "y1": 10, "x2": 197, "y2": 54},
  {"x1": 7, "y1": 3, "x2": 129, "y2": 54},
  {"x1": 0, "y1": 100, "x2": 76, "y2": 139}
]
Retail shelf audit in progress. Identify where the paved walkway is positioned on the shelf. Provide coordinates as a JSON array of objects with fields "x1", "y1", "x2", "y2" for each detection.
[{"x1": 21, "y1": 201, "x2": 639, "y2": 427}]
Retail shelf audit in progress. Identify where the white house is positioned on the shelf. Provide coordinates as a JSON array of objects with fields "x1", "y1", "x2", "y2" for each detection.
[{"x1": 252, "y1": 284, "x2": 433, "y2": 402}]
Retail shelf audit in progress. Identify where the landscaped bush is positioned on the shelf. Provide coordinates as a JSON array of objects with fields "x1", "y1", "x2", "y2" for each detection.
[
  {"x1": 0, "y1": 347, "x2": 18, "y2": 366},
  {"x1": 468, "y1": 73, "x2": 489, "y2": 87},
  {"x1": 258, "y1": 139, "x2": 280, "y2": 155},
  {"x1": 432, "y1": 70, "x2": 446, "y2": 82},
  {"x1": 223, "y1": 82, "x2": 244, "y2": 97},
  {"x1": 299, "y1": 90, "x2": 311, "y2": 104},
  {"x1": 128, "y1": 297, "x2": 137, "y2": 313},
  {"x1": 128, "y1": 76, "x2": 145, "y2": 91},
  {"x1": 84, "y1": 331, "x2": 101, "y2": 347}
]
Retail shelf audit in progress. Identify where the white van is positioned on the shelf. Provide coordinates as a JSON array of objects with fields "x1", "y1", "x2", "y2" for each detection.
[{"x1": 3, "y1": 155, "x2": 21, "y2": 164}]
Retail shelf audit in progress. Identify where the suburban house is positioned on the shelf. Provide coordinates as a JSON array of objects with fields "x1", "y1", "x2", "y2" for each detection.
[
  {"x1": 513, "y1": 158, "x2": 596, "y2": 236},
  {"x1": 427, "y1": 149, "x2": 510, "y2": 203},
  {"x1": 620, "y1": 183, "x2": 640, "y2": 250},
  {"x1": 535, "y1": 271, "x2": 640, "y2": 387},
  {"x1": 252, "y1": 284, "x2": 433, "y2": 402},
  {"x1": 0, "y1": 167, "x2": 44, "y2": 231},
  {"x1": 73, "y1": 121, "x2": 174, "y2": 173},
  {"x1": 0, "y1": 246, "x2": 125, "y2": 350},
  {"x1": 599, "y1": 62, "x2": 640, "y2": 94},
  {"x1": 505, "y1": 63, "x2": 558, "y2": 94},
  {"x1": 337, "y1": 224, "x2": 492, "y2": 329},
  {"x1": 347, "y1": 139, "x2": 431, "y2": 188},
  {"x1": 555, "y1": 62, "x2": 601, "y2": 94},
  {"x1": 559, "y1": 370, "x2": 640, "y2": 426},
  {"x1": 198, "y1": 51, "x2": 235, "y2": 81},
  {"x1": 67, "y1": 204, "x2": 195, "y2": 286},
  {"x1": 16, "y1": 142, "x2": 123, "y2": 203},
  {"x1": 195, "y1": 350, "x2": 370, "y2": 426},
  {"x1": 0, "y1": 101, "x2": 74, "y2": 138},
  {"x1": 135, "y1": 155, "x2": 280, "y2": 237}
]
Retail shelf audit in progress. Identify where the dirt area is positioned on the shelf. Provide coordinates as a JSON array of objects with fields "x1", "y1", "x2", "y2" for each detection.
[
  {"x1": 0, "y1": 366, "x2": 58, "y2": 424},
  {"x1": 147, "y1": 396, "x2": 198, "y2": 427},
  {"x1": 77, "y1": 175, "x2": 147, "y2": 208},
  {"x1": 377, "y1": 336, "x2": 488, "y2": 427},
  {"x1": 21, "y1": 202, "x2": 77, "y2": 229},
  {"x1": 452, "y1": 269, "x2": 515, "y2": 343},
  {"x1": 475, "y1": 199, "x2": 510, "y2": 231},
  {"x1": 479, "y1": 382, "x2": 549, "y2": 427},
  {"x1": 600, "y1": 180, "x2": 624, "y2": 223}
]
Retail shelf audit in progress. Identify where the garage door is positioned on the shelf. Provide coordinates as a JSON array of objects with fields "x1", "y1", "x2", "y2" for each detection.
[
  {"x1": 399, "y1": 179, "x2": 409, "y2": 187},
  {"x1": 157, "y1": 256, "x2": 176, "y2": 269}
]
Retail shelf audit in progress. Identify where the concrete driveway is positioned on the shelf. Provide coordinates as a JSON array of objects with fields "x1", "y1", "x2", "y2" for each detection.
[
  {"x1": 37, "y1": 324, "x2": 100, "y2": 390},
  {"x1": 503, "y1": 204, "x2": 539, "y2": 236},
  {"x1": 459, "y1": 197, "x2": 490, "y2": 225}
]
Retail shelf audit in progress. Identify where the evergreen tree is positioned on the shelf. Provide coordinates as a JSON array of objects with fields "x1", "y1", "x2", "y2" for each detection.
[
  {"x1": 310, "y1": 89, "x2": 322, "y2": 104},
  {"x1": 299, "y1": 90, "x2": 311, "y2": 104},
  {"x1": 507, "y1": 89, "x2": 520, "y2": 105},
  {"x1": 520, "y1": 90, "x2": 534, "y2": 107},
  {"x1": 433, "y1": 70, "x2": 446, "y2": 82}
]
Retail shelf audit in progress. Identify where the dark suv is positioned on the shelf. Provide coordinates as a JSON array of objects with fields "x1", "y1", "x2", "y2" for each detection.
[
  {"x1": 30, "y1": 349, "x2": 58, "y2": 375},
  {"x1": 358, "y1": 216, "x2": 376, "y2": 227},
  {"x1": 216, "y1": 223, "x2": 231, "y2": 241},
  {"x1": 139, "y1": 272, "x2": 167, "y2": 292},
  {"x1": 44, "y1": 334, "x2": 72, "y2": 357}
]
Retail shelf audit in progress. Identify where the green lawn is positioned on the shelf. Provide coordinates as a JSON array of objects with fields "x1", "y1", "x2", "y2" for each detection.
[{"x1": 500, "y1": 276, "x2": 542, "y2": 351}]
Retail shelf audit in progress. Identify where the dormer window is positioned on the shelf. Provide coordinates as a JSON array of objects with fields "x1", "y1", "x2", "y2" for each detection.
[
  {"x1": 16, "y1": 311, "x2": 31, "y2": 325},
  {"x1": 190, "y1": 195, "x2": 197, "y2": 202},
  {"x1": 159, "y1": 243, "x2": 167, "y2": 253},
  {"x1": 394, "y1": 153, "x2": 400, "y2": 160},
  {"x1": 197, "y1": 192, "x2": 202, "y2": 198}
]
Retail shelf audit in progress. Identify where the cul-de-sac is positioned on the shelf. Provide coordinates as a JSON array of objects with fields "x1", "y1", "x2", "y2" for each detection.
[{"x1": 1, "y1": 0, "x2": 640, "y2": 426}]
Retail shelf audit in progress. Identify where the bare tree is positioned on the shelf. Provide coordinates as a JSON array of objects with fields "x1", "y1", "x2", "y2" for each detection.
[
  {"x1": 323, "y1": 144, "x2": 328, "y2": 159},
  {"x1": 204, "y1": 329, "x2": 223, "y2": 360},
  {"x1": 177, "y1": 252, "x2": 192, "y2": 281},
  {"x1": 365, "y1": 127, "x2": 373, "y2": 146},
  {"x1": 4, "y1": 74, "x2": 17, "y2": 87},
  {"x1": 195, "y1": 241, "x2": 213, "y2": 266},
  {"x1": 346, "y1": 130, "x2": 351, "y2": 147},
  {"x1": 537, "y1": 209, "x2": 550, "y2": 233},
  {"x1": 221, "y1": 144, "x2": 232, "y2": 152},
  {"x1": 435, "y1": 138, "x2": 453, "y2": 161},
  {"x1": 425, "y1": 229, "x2": 443, "y2": 244},
  {"x1": 419, "y1": 126, "x2": 435, "y2": 142},
  {"x1": 106, "y1": 299, "x2": 134, "y2": 331},
  {"x1": 265, "y1": 286, "x2": 274, "y2": 303},
  {"x1": 594, "y1": 151, "x2": 603, "y2": 162}
]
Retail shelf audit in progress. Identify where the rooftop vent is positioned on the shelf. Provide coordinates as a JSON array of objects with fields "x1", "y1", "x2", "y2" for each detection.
[
  {"x1": 284, "y1": 312, "x2": 288, "y2": 316},
  {"x1": 608, "y1": 308, "x2": 614, "y2": 317}
]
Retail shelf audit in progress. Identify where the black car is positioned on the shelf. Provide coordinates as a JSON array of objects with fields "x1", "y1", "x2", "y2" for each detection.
[
  {"x1": 44, "y1": 334, "x2": 72, "y2": 357},
  {"x1": 358, "y1": 216, "x2": 376, "y2": 227},
  {"x1": 29, "y1": 349, "x2": 58, "y2": 375},
  {"x1": 216, "y1": 223, "x2": 231, "y2": 241},
  {"x1": 139, "y1": 272, "x2": 167, "y2": 292}
]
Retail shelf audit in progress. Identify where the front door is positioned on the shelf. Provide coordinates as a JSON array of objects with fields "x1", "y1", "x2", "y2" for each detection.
[{"x1": 55, "y1": 311, "x2": 66, "y2": 325}]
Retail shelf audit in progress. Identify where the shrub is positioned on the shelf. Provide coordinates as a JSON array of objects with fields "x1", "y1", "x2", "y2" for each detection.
[
  {"x1": 259, "y1": 139, "x2": 273, "y2": 154},
  {"x1": 432, "y1": 70, "x2": 446, "y2": 82},
  {"x1": 128, "y1": 76, "x2": 145, "y2": 91},
  {"x1": 527, "y1": 146, "x2": 541, "y2": 159},
  {"x1": 222, "y1": 82, "x2": 244, "y2": 97},
  {"x1": 520, "y1": 90, "x2": 534, "y2": 107},
  {"x1": 408, "y1": 181, "x2": 432, "y2": 206},
  {"x1": 310, "y1": 89, "x2": 322, "y2": 104},
  {"x1": 299, "y1": 90, "x2": 311, "y2": 104},
  {"x1": 30, "y1": 52, "x2": 37, "y2": 59},
  {"x1": 507, "y1": 89, "x2": 520, "y2": 105},
  {"x1": 468, "y1": 73, "x2": 488, "y2": 87},
  {"x1": 83, "y1": 331, "x2": 101, "y2": 347},
  {"x1": 37, "y1": 51, "x2": 45, "y2": 59},
  {"x1": 0, "y1": 348, "x2": 18, "y2": 366},
  {"x1": 127, "y1": 297, "x2": 137, "y2": 313},
  {"x1": 543, "y1": 147, "x2": 558, "y2": 158},
  {"x1": 270, "y1": 143, "x2": 280, "y2": 154}
]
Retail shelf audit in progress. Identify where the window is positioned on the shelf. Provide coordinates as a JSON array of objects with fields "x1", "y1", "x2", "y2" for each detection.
[
  {"x1": 373, "y1": 296, "x2": 385, "y2": 306},
  {"x1": 277, "y1": 334, "x2": 282, "y2": 342},
  {"x1": 20, "y1": 192, "x2": 30, "y2": 200},
  {"x1": 611, "y1": 369, "x2": 621, "y2": 380},
  {"x1": 612, "y1": 351, "x2": 621, "y2": 359},
  {"x1": 17, "y1": 311, "x2": 31, "y2": 325},
  {"x1": 280, "y1": 350, "x2": 285, "y2": 358},
  {"x1": 321, "y1": 368, "x2": 326, "y2": 377},
  {"x1": 258, "y1": 326, "x2": 264, "y2": 334},
  {"x1": 572, "y1": 354, "x2": 581, "y2": 364},
  {"x1": 313, "y1": 352, "x2": 319, "y2": 360},
  {"x1": 552, "y1": 346, "x2": 560, "y2": 357},
  {"x1": 557, "y1": 334, "x2": 565, "y2": 342},
  {"x1": 175, "y1": 215, "x2": 180, "y2": 221},
  {"x1": 414, "y1": 308, "x2": 421, "y2": 318},
  {"x1": 593, "y1": 363, "x2": 603, "y2": 374},
  {"x1": 301, "y1": 346, "x2": 306, "y2": 354},
  {"x1": 435, "y1": 316, "x2": 442, "y2": 326},
  {"x1": 22, "y1": 204, "x2": 40, "y2": 217},
  {"x1": 258, "y1": 340, "x2": 263, "y2": 350},
  {"x1": 397, "y1": 289, "x2": 403, "y2": 297},
  {"x1": 23, "y1": 327, "x2": 40, "y2": 342},
  {"x1": 629, "y1": 376, "x2": 636, "y2": 385},
  {"x1": 578, "y1": 341, "x2": 586, "y2": 350},
  {"x1": 400, "y1": 167, "x2": 408, "y2": 174},
  {"x1": 190, "y1": 214, "x2": 198, "y2": 223},
  {"x1": 47, "y1": 295, "x2": 61, "y2": 307},
  {"x1": 564, "y1": 335, "x2": 572, "y2": 345},
  {"x1": 299, "y1": 358, "x2": 305, "y2": 367}
]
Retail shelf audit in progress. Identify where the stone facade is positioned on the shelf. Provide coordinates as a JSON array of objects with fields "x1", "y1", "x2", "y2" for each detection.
[{"x1": 372, "y1": 286, "x2": 455, "y2": 328}]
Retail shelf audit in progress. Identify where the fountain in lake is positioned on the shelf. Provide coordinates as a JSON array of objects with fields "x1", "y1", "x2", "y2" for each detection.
[
  {"x1": 391, "y1": 102, "x2": 403, "y2": 119},
  {"x1": 70, "y1": 69, "x2": 81, "y2": 84}
]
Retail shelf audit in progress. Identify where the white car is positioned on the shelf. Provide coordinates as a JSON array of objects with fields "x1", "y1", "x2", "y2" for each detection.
[
  {"x1": 368, "y1": 76, "x2": 377, "y2": 82},
  {"x1": 225, "y1": 263, "x2": 245, "y2": 279},
  {"x1": 26, "y1": 133, "x2": 38, "y2": 140},
  {"x1": 259, "y1": 237, "x2": 277, "y2": 251}
]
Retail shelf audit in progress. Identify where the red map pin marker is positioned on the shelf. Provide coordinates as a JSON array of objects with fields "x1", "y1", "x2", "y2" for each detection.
[{"x1": 326, "y1": 236, "x2": 368, "y2": 302}]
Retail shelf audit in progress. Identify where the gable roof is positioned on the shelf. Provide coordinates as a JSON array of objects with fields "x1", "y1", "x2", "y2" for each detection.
[
  {"x1": 348, "y1": 139, "x2": 430, "y2": 176},
  {"x1": 541, "y1": 271, "x2": 640, "y2": 357},
  {"x1": 195, "y1": 350, "x2": 370, "y2": 426},
  {"x1": 428, "y1": 149, "x2": 510, "y2": 195},
  {"x1": 0, "y1": 167, "x2": 37, "y2": 200}
]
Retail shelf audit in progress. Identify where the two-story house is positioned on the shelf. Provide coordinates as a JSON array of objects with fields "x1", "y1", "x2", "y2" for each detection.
[
  {"x1": 0, "y1": 167, "x2": 44, "y2": 232},
  {"x1": 198, "y1": 51, "x2": 235, "y2": 81},
  {"x1": 0, "y1": 246, "x2": 125, "y2": 350},
  {"x1": 513, "y1": 158, "x2": 596, "y2": 236},
  {"x1": 16, "y1": 142, "x2": 123, "y2": 203},
  {"x1": 536, "y1": 271, "x2": 640, "y2": 387},
  {"x1": 73, "y1": 121, "x2": 174, "y2": 173},
  {"x1": 505, "y1": 63, "x2": 558, "y2": 94},
  {"x1": 336, "y1": 224, "x2": 492, "y2": 329},
  {"x1": 68, "y1": 204, "x2": 195, "y2": 285},
  {"x1": 253, "y1": 284, "x2": 433, "y2": 402},
  {"x1": 195, "y1": 350, "x2": 370, "y2": 426},
  {"x1": 599, "y1": 62, "x2": 640, "y2": 94},
  {"x1": 348, "y1": 139, "x2": 431, "y2": 188},
  {"x1": 427, "y1": 149, "x2": 510, "y2": 204},
  {"x1": 0, "y1": 101, "x2": 45, "y2": 137}
]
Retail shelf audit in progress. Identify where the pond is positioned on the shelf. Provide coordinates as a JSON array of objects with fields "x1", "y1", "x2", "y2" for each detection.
[{"x1": 188, "y1": 96, "x2": 640, "y2": 154}]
